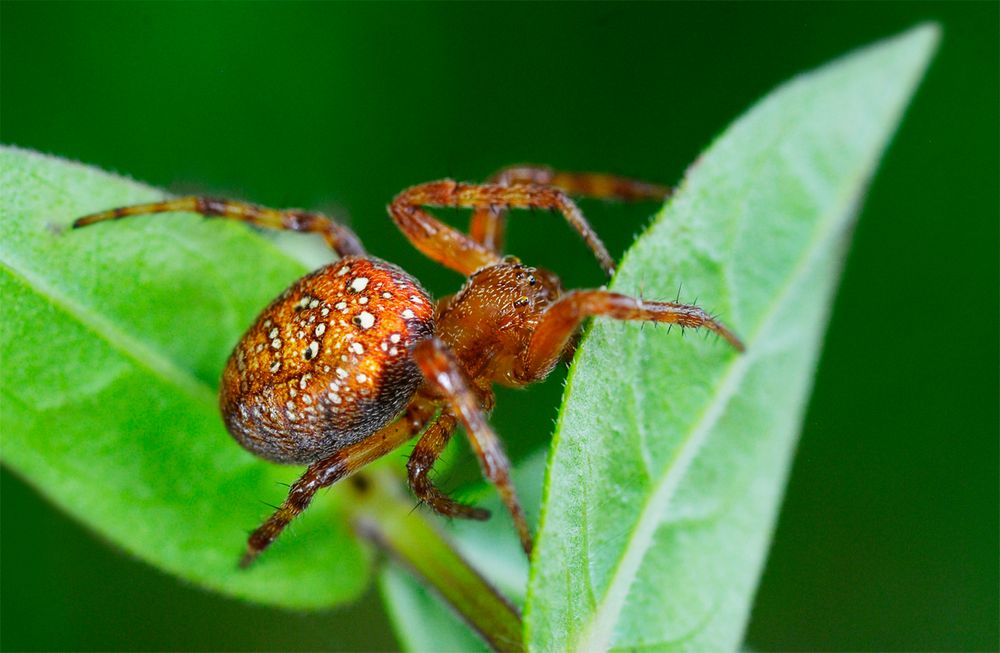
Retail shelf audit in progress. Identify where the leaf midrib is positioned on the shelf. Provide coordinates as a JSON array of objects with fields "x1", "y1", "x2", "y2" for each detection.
[
  {"x1": 0, "y1": 256, "x2": 216, "y2": 407},
  {"x1": 0, "y1": 146, "x2": 321, "y2": 411},
  {"x1": 570, "y1": 165, "x2": 863, "y2": 652}
]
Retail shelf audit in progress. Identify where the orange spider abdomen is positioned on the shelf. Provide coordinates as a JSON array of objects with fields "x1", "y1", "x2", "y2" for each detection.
[{"x1": 220, "y1": 256, "x2": 435, "y2": 464}]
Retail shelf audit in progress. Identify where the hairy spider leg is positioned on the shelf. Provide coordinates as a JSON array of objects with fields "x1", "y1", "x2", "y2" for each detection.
[
  {"x1": 407, "y1": 411, "x2": 490, "y2": 521},
  {"x1": 515, "y1": 290, "x2": 746, "y2": 383},
  {"x1": 413, "y1": 338, "x2": 533, "y2": 554},
  {"x1": 73, "y1": 196, "x2": 365, "y2": 258},
  {"x1": 469, "y1": 165, "x2": 671, "y2": 253},
  {"x1": 389, "y1": 180, "x2": 616, "y2": 277},
  {"x1": 239, "y1": 403, "x2": 433, "y2": 568}
]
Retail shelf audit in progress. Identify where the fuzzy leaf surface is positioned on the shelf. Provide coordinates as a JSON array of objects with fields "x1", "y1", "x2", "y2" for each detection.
[{"x1": 525, "y1": 25, "x2": 937, "y2": 652}]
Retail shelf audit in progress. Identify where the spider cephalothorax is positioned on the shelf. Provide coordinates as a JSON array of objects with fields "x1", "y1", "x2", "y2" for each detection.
[{"x1": 73, "y1": 165, "x2": 743, "y2": 567}]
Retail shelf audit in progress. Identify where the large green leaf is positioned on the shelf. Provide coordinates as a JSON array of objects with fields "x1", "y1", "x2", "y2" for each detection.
[
  {"x1": 524, "y1": 25, "x2": 937, "y2": 652},
  {"x1": 0, "y1": 147, "x2": 369, "y2": 607}
]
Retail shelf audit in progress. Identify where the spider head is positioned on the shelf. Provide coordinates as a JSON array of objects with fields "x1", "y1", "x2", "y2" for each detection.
[
  {"x1": 461, "y1": 258, "x2": 561, "y2": 317},
  {"x1": 434, "y1": 259, "x2": 563, "y2": 384}
]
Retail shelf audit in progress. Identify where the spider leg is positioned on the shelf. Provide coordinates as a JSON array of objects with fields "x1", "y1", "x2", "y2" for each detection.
[
  {"x1": 240, "y1": 407, "x2": 428, "y2": 568},
  {"x1": 389, "y1": 179, "x2": 615, "y2": 277},
  {"x1": 470, "y1": 165, "x2": 670, "y2": 253},
  {"x1": 407, "y1": 411, "x2": 490, "y2": 520},
  {"x1": 515, "y1": 289, "x2": 744, "y2": 382},
  {"x1": 72, "y1": 196, "x2": 365, "y2": 258},
  {"x1": 412, "y1": 337, "x2": 533, "y2": 554}
]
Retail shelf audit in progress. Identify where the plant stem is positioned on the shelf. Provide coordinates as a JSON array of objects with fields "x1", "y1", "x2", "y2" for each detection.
[{"x1": 344, "y1": 469, "x2": 524, "y2": 653}]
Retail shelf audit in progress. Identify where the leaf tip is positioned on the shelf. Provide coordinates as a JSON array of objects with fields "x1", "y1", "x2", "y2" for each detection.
[
  {"x1": 909, "y1": 21, "x2": 942, "y2": 48},
  {"x1": 893, "y1": 22, "x2": 941, "y2": 70}
]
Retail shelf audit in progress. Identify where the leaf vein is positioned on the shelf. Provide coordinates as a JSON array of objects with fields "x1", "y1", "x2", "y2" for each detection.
[
  {"x1": 0, "y1": 258, "x2": 216, "y2": 406},
  {"x1": 574, "y1": 166, "x2": 865, "y2": 652}
]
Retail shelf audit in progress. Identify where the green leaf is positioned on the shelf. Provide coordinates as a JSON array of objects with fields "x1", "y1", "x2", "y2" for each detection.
[
  {"x1": 0, "y1": 147, "x2": 369, "y2": 607},
  {"x1": 525, "y1": 25, "x2": 937, "y2": 652}
]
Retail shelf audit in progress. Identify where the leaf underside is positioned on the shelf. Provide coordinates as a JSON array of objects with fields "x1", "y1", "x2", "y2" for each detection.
[{"x1": 525, "y1": 25, "x2": 937, "y2": 653}]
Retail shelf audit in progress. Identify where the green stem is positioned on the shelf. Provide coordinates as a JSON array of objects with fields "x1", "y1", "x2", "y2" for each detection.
[{"x1": 344, "y1": 469, "x2": 524, "y2": 653}]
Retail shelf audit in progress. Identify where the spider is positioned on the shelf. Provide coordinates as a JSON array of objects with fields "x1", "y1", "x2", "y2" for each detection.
[{"x1": 73, "y1": 165, "x2": 743, "y2": 568}]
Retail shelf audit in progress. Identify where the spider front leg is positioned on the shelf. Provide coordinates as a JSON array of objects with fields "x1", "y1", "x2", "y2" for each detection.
[
  {"x1": 407, "y1": 411, "x2": 490, "y2": 521},
  {"x1": 73, "y1": 196, "x2": 365, "y2": 258},
  {"x1": 240, "y1": 412, "x2": 425, "y2": 568},
  {"x1": 469, "y1": 165, "x2": 671, "y2": 253},
  {"x1": 516, "y1": 290, "x2": 745, "y2": 382},
  {"x1": 412, "y1": 338, "x2": 533, "y2": 554},
  {"x1": 389, "y1": 179, "x2": 616, "y2": 276}
]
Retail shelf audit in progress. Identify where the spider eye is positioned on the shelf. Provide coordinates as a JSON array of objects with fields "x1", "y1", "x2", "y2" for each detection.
[
  {"x1": 528, "y1": 275, "x2": 537, "y2": 286},
  {"x1": 514, "y1": 297, "x2": 529, "y2": 308}
]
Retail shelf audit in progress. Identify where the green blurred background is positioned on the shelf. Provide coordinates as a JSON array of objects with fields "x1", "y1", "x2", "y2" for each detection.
[{"x1": 1, "y1": 2, "x2": 996, "y2": 651}]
